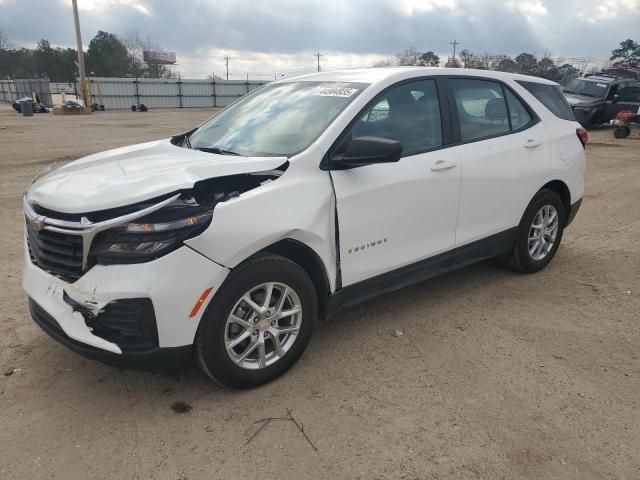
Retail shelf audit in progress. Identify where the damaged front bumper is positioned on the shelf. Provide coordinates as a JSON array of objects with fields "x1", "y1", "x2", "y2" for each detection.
[{"x1": 23, "y1": 240, "x2": 230, "y2": 370}]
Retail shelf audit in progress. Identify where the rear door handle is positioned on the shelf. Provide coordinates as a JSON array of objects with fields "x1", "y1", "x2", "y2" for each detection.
[
  {"x1": 524, "y1": 138, "x2": 542, "y2": 148},
  {"x1": 430, "y1": 160, "x2": 457, "y2": 171}
]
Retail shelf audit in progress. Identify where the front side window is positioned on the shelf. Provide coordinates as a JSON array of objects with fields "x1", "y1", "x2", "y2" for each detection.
[
  {"x1": 451, "y1": 79, "x2": 511, "y2": 141},
  {"x1": 189, "y1": 81, "x2": 368, "y2": 157},
  {"x1": 350, "y1": 79, "x2": 443, "y2": 157}
]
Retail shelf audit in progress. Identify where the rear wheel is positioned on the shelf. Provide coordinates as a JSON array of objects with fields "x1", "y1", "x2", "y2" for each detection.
[
  {"x1": 195, "y1": 254, "x2": 317, "y2": 389},
  {"x1": 614, "y1": 126, "x2": 631, "y2": 138},
  {"x1": 504, "y1": 189, "x2": 566, "y2": 273}
]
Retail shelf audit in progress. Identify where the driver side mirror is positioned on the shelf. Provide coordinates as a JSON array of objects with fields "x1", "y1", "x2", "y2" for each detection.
[
  {"x1": 612, "y1": 94, "x2": 620, "y2": 103},
  {"x1": 329, "y1": 135, "x2": 402, "y2": 170}
]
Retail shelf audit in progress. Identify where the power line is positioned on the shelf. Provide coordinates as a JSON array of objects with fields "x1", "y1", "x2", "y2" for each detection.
[{"x1": 314, "y1": 52, "x2": 323, "y2": 72}]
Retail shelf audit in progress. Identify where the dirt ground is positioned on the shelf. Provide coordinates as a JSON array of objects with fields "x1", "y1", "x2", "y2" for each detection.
[{"x1": 0, "y1": 104, "x2": 638, "y2": 480}]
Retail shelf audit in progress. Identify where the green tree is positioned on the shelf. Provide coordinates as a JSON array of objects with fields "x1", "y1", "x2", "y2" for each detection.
[
  {"x1": 610, "y1": 39, "x2": 640, "y2": 67},
  {"x1": 555, "y1": 63, "x2": 580, "y2": 85},
  {"x1": 493, "y1": 57, "x2": 519, "y2": 73},
  {"x1": 515, "y1": 53, "x2": 538, "y2": 75},
  {"x1": 419, "y1": 51, "x2": 440, "y2": 67},
  {"x1": 86, "y1": 30, "x2": 129, "y2": 77}
]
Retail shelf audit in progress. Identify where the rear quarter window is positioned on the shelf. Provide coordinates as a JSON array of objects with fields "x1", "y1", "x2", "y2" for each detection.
[{"x1": 517, "y1": 81, "x2": 575, "y2": 121}]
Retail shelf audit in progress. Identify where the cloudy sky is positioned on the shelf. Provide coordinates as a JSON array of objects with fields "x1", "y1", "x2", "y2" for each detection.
[{"x1": 1, "y1": 0, "x2": 639, "y2": 79}]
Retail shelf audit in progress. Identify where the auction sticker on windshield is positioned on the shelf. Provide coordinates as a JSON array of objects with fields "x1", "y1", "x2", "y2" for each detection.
[{"x1": 315, "y1": 87, "x2": 359, "y2": 97}]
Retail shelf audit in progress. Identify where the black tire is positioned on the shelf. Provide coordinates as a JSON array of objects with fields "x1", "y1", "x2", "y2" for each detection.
[
  {"x1": 614, "y1": 127, "x2": 630, "y2": 139},
  {"x1": 195, "y1": 253, "x2": 317, "y2": 389},
  {"x1": 504, "y1": 189, "x2": 567, "y2": 274}
]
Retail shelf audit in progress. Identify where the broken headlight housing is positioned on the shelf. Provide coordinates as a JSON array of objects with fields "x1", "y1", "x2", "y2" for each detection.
[{"x1": 92, "y1": 196, "x2": 213, "y2": 265}]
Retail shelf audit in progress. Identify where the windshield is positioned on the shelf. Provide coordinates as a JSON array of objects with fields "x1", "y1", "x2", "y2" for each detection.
[
  {"x1": 189, "y1": 81, "x2": 368, "y2": 156},
  {"x1": 563, "y1": 79, "x2": 610, "y2": 98}
]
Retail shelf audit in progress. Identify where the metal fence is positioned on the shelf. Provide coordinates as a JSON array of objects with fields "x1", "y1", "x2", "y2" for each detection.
[
  {"x1": 0, "y1": 79, "x2": 52, "y2": 106},
  {"x1": 1, "y1": 78, "x2": 268, "y2": 109},
  {"x1": 88, "y1": 77, "x2": 268, "y2": 109}
]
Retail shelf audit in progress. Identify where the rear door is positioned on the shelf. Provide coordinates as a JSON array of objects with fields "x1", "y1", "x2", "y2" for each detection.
[
  {"x1": 445, "y1": 77, "x2": 550, "y2": 262},
  {"x1": 330, "y1": 78, "x2": 461, "y2": 286}
]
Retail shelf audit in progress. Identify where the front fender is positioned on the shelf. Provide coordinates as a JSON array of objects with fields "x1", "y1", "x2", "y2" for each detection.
[{"x1": 184, "y1": 152, "x2": 338, "y2": 292}]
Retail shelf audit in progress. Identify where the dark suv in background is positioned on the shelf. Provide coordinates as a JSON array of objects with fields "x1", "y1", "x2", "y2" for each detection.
[{"x1": 563, "y1": 73, "x2": 639, "y2": 127}]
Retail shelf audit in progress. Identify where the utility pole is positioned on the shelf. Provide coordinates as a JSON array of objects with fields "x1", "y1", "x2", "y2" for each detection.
[
  {"x1": 224, "y1": 56, "x2": 230, "y2": 80},
  {"x1": 72, "y1": 0, "x2": 89, "y2": 106},
  {"x1": 314, "y1": 52, "x2": 323, "y2": 72},
  {"x1": 449, "y1": 39, "x2": 459, "y2": 64}
]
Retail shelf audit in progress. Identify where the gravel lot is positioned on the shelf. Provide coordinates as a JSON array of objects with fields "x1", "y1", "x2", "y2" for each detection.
[{"x1": 1, "y1": 104, "x2": 638, "y2": 479}]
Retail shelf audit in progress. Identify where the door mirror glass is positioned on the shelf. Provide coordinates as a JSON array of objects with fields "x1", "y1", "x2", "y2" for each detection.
[{"x1": 330, "y1": 135, "x2": 402, "y2": 169}]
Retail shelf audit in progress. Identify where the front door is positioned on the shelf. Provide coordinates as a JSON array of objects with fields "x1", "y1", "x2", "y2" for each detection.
[{"x1": 330, "y1": 79, "x2": 460, "y2": 286}]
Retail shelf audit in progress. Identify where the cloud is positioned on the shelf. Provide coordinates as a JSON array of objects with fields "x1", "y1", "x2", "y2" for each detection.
[
  {"x1": 507, "y1": 0, "x2": 548, "y2": 18},
  {"x1": 0, "y1": 0, "x2": 638, "y2": 77},
  {"x1": 59, "y1": 0, "x2": 151, "y2": 15}
]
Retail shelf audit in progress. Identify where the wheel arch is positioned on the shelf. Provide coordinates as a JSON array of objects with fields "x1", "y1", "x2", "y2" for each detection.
[
  {"x1": 540, "y1": 179, "x2": 571, "y2": 217},
  {"x1": 256, "y1": 239, "x2": 331, "y2": 320}
]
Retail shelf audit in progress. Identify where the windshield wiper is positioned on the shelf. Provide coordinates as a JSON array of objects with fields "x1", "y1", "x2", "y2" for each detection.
[
  {"x1": 183, "y1": 134, "x2": 192, "y2": 149},
  {"x1": 194, "y1": 146, "x2": 243, "y2": 156}
]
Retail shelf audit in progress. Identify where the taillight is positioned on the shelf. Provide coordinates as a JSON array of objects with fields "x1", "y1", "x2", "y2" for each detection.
[{"x1": 576, "y1": 127, "x2": 588, "y2": 148}]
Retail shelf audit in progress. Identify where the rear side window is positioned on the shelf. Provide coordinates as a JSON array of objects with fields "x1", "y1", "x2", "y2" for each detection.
[
  {"x1": 451, "y1": 79, "x2": 511, "y2": 141},
  {"x1": 517, "y1": 81, "x2": 575, "y2": 121}
]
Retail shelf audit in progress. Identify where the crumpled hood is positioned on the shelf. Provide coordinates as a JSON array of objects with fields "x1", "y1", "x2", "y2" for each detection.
[
  {"x1": 26, "y1": 139, "x2": 287, "y2": 214},
  {"x1": 564, "y1": 93, "x2": 601, "y2": 107}
]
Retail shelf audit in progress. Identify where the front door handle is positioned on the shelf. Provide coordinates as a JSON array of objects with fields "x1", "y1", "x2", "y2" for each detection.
[
  {"x1": 431, "y1": 160, "x2": 457, "y2": 171},
  {"x1": 524, "y1": 138, "x2": 542, "y2": 148}
]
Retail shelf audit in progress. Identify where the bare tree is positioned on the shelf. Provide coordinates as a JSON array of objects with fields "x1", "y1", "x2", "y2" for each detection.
[
  {"x1": 0, "y1": 29, "x2": 9, "y2": 50},
  {"x1": 396, "y1": 47, "x2": 423, "y2": 66},
  {"x1": 373, "y1": 58, "x2": 395, "y2": 67},
  {"x1": 374, "y1": 48, "x2": 439, "y2": 67},
  {"x1": 123, "y1": 30, "x2": 175, "y2": 78}
]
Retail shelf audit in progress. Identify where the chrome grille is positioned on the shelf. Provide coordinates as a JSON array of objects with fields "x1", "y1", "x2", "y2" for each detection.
[{"x1": 26, "y1": 220, "x2": 83, "y2": 282}]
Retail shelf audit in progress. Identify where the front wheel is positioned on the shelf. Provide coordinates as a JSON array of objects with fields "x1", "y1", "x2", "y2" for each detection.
[
  {"x1": 195, "y1": 254, "x2": 317, "y2": 389},
  {"x1": 504, "y1": 189, "x2": 566, "y2": 273}
]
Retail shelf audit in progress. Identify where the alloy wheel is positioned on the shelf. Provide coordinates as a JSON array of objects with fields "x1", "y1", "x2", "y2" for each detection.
[
  {"x1": 528, "y1": 205, "x2": 559, "y2": 261},
  {"x1": 224, "y1": 282, "x2": 302, "y2": 370}
]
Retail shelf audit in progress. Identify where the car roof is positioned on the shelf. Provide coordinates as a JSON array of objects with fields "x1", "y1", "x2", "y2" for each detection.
[
  {"x1": 280, "y1": 67, "x2": 559, "y2": 86},
  {"x1": 580, "y1": 75, "x2": 616, "y2": 83}
]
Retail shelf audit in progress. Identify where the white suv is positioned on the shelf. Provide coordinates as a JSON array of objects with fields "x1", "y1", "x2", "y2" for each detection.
[{"x1": 23, "y1": 68, "x2": 586, "y2": 388}]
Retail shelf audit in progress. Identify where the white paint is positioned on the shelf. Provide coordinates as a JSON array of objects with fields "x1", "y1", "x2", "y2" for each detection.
[
  {"x1": 23, "y1": 67, "x2": 586, "y2": 355},
  {"x1": 27, "y1": 140, "x2": 286, "y2": 213}
]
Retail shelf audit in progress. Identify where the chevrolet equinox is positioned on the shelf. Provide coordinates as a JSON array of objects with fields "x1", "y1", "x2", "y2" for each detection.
[{"x1": 23, "y1": 68, "x2": 586, "y2": 388}]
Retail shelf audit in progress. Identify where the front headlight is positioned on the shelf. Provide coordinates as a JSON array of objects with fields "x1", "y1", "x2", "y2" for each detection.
[{"x1": 92, "y1": 197, "x2": 213, "y2": 265}]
